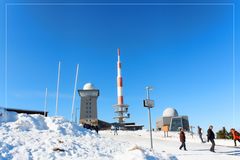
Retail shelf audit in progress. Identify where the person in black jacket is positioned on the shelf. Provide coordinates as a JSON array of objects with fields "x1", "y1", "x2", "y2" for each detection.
[
  {"x1": 207, "y1": 125, "x2": 215, "y2": 152},
  {"x1": 198, "y1": 126, "x2": 204, "y2": 143},
  {"x1": 179, "y1": 128, "x2": 187, "y2": 151}
]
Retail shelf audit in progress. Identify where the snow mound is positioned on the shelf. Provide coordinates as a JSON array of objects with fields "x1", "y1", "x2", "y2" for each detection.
[
  {"x1": 0, "y1": 112, "x2": 169, "y2": 160},
  {"x1": 0, "y1": 113, "x2": 91, "y2": 136},
  {"x1": 0, "y1": 108, "x2": 17, "y2": 123},
  {"x1": 115, "y1": 145, "x2": 169, "y2": 160},
  {"x1": 14, "y1": 114, "x2": 48, "y2": 131},
  {"x1": 44, "y1": 116, "x2": 91, "y2": 136}
]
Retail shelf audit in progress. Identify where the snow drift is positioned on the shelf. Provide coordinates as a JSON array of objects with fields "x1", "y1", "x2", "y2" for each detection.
[{"x1": 0, "y1": 112, "x2": 173, "y2": 160}]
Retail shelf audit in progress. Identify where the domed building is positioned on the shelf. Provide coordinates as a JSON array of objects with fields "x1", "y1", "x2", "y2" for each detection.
[
  {"x1": 83, "y1": 83, "x2": 96, "y2": 90},
  {"x1": 162, "y1": 108, "x2": 178, "y2": 117},
  {"x1": 156, "y1": 107, "x2": 189, "y2": 131},
  {"x1": 78, "y1": 83, "x2": 99, "y2": 125}
]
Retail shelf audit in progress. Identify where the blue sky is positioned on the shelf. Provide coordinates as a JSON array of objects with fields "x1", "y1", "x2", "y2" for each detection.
[{"x1": 0, "y1": 0, "x2": 239, "y2": 132}]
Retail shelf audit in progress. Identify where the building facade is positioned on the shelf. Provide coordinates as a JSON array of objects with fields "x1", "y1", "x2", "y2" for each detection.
[
  {"x1": 156, "y1": 107, "x2": 189, "y2": 131},
  {"x1": 78, "y1": 83, "x2": 99, "y2": 126}
]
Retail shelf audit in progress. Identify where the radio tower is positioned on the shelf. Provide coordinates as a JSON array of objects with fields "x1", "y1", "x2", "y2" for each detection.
[{"x1": 113, "y1": 48, "x2": 130, "y2": 125}]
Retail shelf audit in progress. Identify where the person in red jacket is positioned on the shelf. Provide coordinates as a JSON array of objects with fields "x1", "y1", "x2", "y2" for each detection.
[
  {"x1": 179, "y1": 128, "x2": 187, "y2": 151},
  {"x1": 230, "y1": 128, "x2": 240, "y2": 146}
]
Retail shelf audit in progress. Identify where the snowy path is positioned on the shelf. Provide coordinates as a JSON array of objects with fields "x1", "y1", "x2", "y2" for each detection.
[{"x1": 100, "y1": 130, "x2": 240, "y2": 160}]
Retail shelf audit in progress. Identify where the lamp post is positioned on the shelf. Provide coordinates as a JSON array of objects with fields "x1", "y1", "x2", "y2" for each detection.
[{"x1": 144, "y1": 86, "x2": 154, "y2": 150}]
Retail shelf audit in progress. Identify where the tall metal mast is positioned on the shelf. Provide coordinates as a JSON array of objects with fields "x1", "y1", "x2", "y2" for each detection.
[{"x1": 113, "y1": 48, "x2": 130, "y2": 125}]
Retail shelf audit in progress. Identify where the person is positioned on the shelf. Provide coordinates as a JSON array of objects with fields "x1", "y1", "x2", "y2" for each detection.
[
  {"x1": 198, "y1": 126, "x2": 204, "y2": 143},
  {"x1": 114, "y1": 125, "x2": 118, "y2": 135},
  {"x1": 94, "y1": 125, "x2": 99, "y2": 134},
  {"x1": 230, "y1": 128, "x2": 240, "y2": 146},
  {"x1": 207, "y1": 125, "x2": 215, "y2": 152},
  {"x1": 222, "y1": 127, "x2": 227, "y2": 139},
  {"x1": 179, "y1": 128, "x2": 187, "y2": 151}
]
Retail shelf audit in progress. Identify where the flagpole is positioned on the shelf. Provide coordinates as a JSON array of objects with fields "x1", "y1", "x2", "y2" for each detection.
[
  {"x1": 44, "y1": 88, "x2": 48, "y2": 117},
  {"x1": 71, "y1": 64, "x2": 79, "y2": 121},
  {"x1": 55, "y1": 61, "x2": 61, "y2": 116}
]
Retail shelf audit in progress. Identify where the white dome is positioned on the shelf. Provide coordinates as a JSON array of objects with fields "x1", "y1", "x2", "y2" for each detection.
[
  {"x1": 83, "y1": 83, "x2": 95, "y2": 90},
  {"x1": 163, "y1": 107, "x2": 178, "y2": 117}
]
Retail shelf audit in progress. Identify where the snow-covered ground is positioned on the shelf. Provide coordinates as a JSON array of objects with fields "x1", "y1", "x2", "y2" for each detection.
[
  {"x1": 0, "y1": 112, "x2": 173, "y2": 160},
  {"x1": 100, "y1": 130, "x2": 240, "y2": 160},
  {"x1": 1, "y1": 111, "x2": 239, "y2": 160}
]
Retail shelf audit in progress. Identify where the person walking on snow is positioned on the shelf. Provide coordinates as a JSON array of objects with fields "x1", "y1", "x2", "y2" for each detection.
[
  {"x1": 230, "y1": 128, "x2": 240, "y2": 146},
  {"x1": 198, "y1": 126, "x2": 204, "y2": 143},
  {"x1": 207, "y1": 125, "x2": 215, "y2": 152},
  {"x1": 179, "y1": 128, "x2": 187, "y2": 151},
  {"x1": 114, "y1": 125, "x2": 118, "y2": 135}
]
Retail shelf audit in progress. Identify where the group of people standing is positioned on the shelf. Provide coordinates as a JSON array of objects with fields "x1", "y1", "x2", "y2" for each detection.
[
  {"x1": 179, "y1": 125, "x2": 240, "y2": 153},
  {"x1": 111, "y1": 125, "x2": 118, "y2": 135},
  {"x1": 179, "y1": 125, "x2": 217, "y2": 152},
  {"x1": 82, "y1": 123, "x2": 99, "y2": 134}
]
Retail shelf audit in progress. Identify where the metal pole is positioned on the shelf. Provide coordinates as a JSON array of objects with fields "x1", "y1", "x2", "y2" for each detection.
[
  {"x1": 148, "y1": 107, "x2": 153, "y2": 150},
  {"x1": 44, "y1": 88, "x2": 48, "y2": 117},
  {"x1": 71, "y1": 64, "x2": 79, "y2": 122},
  {"x1": 146, "y1": 88, "x2": 149, "y2": 99},
  {"x1": 75, "y1": 107, "x2": 79, "y2": 123},
  {"x1": 55, "y1": 61, "x2": 61, "y2": 116},
  {"x1": 146, "y1": 86, "x2": 153, "y2": 150}
]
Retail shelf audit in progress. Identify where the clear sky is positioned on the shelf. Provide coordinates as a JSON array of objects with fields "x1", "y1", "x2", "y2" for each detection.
[{"x1": 0, "y1": 0, "x2": 239, "y2": 132}]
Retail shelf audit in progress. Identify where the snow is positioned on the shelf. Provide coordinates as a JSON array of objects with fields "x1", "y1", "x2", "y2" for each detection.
[
  {"x1": 0, "y1": 112, "x2": 169, "y2": 160},
  {"x1": 1, "y1": 111, "x2": 239, "y2": 160},
  {"x1": 100, "y1": 130, "x2": 240, "y2": 160}
]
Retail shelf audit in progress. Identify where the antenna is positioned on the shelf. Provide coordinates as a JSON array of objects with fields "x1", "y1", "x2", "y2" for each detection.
[
  {"x1": 113, "y1": 48, "x2": 129, "y2": 125},
  {"x1": 71, "y1": 64, "x2": 79, "y2": 122},
  {"x1": 55, "y1": 61, "x2": 61, "y2": 116}
]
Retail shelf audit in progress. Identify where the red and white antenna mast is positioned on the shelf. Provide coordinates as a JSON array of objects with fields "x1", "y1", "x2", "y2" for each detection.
[
  {"x1": 113, "y1": 48, "x2": 130, "y2": 125},
  {"x1": 117, "y1": 48, "x2": 123, "y2": 105}
]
